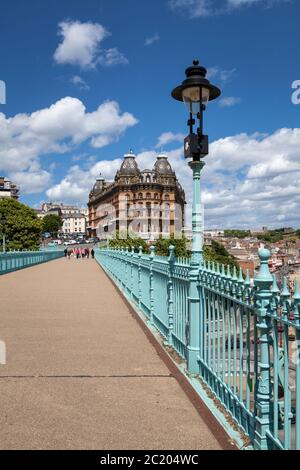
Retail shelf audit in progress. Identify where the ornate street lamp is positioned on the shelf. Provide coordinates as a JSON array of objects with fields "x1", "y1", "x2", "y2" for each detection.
[
  {"x1": 171, "y1": 60, "x2": 221, "y2": 374},
  {"x1": 171, "y1": 59, "x2": 221, "y2": 266},
  {"x1": 171, "y1": 59, "x2": 221, "y2": 161}
]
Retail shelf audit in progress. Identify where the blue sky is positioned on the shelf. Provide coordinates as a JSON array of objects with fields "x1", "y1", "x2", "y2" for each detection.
[{"x1": 1, "y1": 0, "x2": 300, "y2": 228}]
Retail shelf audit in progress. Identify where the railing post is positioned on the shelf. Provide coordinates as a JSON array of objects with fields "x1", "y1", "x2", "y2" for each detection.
[
  {"x1": 167, "y1": 245, "x2": 175, "y2": 345},
  {"x1": 149, "y1": 245, "x2": 155, "y2": 325},
  {"x1": 254, "y1": 248, "x2": 273, "y2": 450},
  {"x1": 130, "y1": 246, "x2": 134, "y2": 298},
  {"x1": 124, "y1": 247, "x2": 129, "y2": 293},
  {"x1": 187, "y1": 160, "x2": 204, "y2": 375},
  {"x1": 138, "y1": 246, "x2": 142, "y2": 307}
]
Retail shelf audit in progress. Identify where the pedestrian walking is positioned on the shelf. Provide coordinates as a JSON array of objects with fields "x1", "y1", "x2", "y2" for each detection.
[
  {"x1": 64, "y1": 248, "x2": 68, "y2": 258},
  {"x1": 67, "y1": 249, "x2": 72, "y2": 259},
  {"x1": 91, "y1": 248, "x2": 95, "y2": 259},
  {"x1": 86, "y1": 247, "x2": 90, "y2": 259}
]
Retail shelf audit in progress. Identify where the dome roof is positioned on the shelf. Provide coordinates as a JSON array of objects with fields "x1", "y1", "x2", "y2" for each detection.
[
  {"x1": 93, "y1": 173, "x2": 104, "y2": 192},
  {"x1": 119, "y1": 150, "x2": 140, "y2": 176},
  {"x1": 153, "y1": 154, "x2": 173, "y2": 175}
]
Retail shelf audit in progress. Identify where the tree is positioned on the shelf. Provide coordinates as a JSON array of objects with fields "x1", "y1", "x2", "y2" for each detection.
[
  {"x1": 224, "y1": 229, "x2": 251, "y2": 239},
  {"x1": 108, "y1": 230, "x2": 149, "y2": 253},
  {"x1": 204, "y1": 240, "x2": 239, "y2": 270},
  {"x1": 0, "y1": 198, "x2": 43, "y2": 251},
  {"x1": 154, "y1": 235, "x2": 190, "y2": 258},
  {"x1": 42, "y1": 214, "x2": 63, "y2": 237},
  {"x1": 107, "y1": 232, "x2": 238, "y2": 270}
]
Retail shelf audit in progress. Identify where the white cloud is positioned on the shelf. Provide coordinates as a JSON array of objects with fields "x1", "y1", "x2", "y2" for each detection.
[
  {"x1": 0, "y1": 97, "x2": 138, "y2": 195},
  {"x1": 169, "y1": 0, "x2": 213, "y2": 17},
  {"x1": 219, "y1": 96, "x2": 241, "y2": 107},
  {"x1": 53, "y1": 20, "x2": 128, "y2": 69},
  {"x1": 97, "y1": 48, "x2": 129, "y2": 67},
  {"x1": 46, "y1": 159, "x2": 123, "y2": 203},
  {"x1": 155, "y1": 131, "x2": 185, "y2": 149},
  {"x1": 169, "y1": 0, "x2": 287, "y2": 18},
  {"x1": 10, "y1": 170, "x2": 52, "y2": 194},
  {"x1": 145, "y1": 33, "x2": 160, "y2": 46},
  {"x1": 42, "y1": 126, "x2": 300, "y2": 229},
  {"x1": 228, "y1": 0, "x2": 266, "y2": 6},
  {"x1": 207, "y1": 66, "x2": 236, "y2": 84},
  {"x1": 54, "y1": 20, "x2": 107, "y2": 69},
  {"x1": 70, "y1": 75, "x2": 90, "y2": 90}
]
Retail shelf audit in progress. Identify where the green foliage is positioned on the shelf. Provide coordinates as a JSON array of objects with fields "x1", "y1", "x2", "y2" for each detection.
[
  {"x1": 224, "y1": 229, "x2": 251, "y2": 239},
  {"x1": 256, "y1": 230, "x2": 284, "y2": 243},
  {"x1": 204, "y1": 240, "x2": 239, "y2": 270},
  {"x1": 0, "y1": 198, "x2": 43, "y2": 251},
  {"x1": 108, "y1": 232, "x2": 237, "y2": 270},
  {"x1": 42, "y1": 214, "x2": 63, "y2": 237},
  {"x1": 108, "y1": 230, "x2": 149, "y2": 253},
  {"x1": 154, "y1": 235, "x2": 190, "y2": 258}
]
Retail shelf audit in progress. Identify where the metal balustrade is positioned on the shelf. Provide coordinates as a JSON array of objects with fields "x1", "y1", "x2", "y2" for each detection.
[
  {"x1": 95, "y1": 246, "x2": 300, "y2": 450},
  {"x1": 0, "y1": 250, "x2": 64, "y2": 275}
]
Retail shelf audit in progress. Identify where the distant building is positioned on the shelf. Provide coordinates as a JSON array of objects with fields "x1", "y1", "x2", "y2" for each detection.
[
  {"x1": 41, "y1": 202, "x2": 87, "y2": 218},
  {"x1": 36, "y1": 202, "x2": 87, "y2": 236},
  {"x1": 204, "y1": 230, "x2": 224, "y2": 238},
  {"x1": 87, "y1": 151, "x2": 186, "y2": 240},
  {"x1": 62, "y1": 213, "x2": 86, "y2": 235},
  {"x1": 0, "y1": 177, "x2": 19, "y2": 200}
]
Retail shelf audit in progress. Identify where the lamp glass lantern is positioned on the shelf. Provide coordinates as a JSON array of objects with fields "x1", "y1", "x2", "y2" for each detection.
[
  {"x1": 171, "y1": 59, "x2": 221, "y2": 114},
  {"x1": 182, "y1": 86, "x2": 210, "y2": 116},
  {"x1": 171, "y1": 59, "x2": 221, "y2": 159}
]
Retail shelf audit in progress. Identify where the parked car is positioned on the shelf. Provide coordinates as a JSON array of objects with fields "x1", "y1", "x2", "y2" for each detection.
[
  {"x1": 64, "y1": 240, "x2": 77, "y2": 246},
  {"x1": 52, "y1": 239, "x2": 62, "y2": 245}
]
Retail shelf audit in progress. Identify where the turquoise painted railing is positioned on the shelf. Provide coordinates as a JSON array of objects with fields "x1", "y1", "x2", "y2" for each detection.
[
  {"x1": 95, "y1": 246, "x2": 300, "y2": 450},
  {"x1": 0, "y1": 250, "x2": 64, "y2": 275}
]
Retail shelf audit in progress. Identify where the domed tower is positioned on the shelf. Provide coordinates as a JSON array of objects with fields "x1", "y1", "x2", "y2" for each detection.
[
  {"x1": 153, "y1": 154, "x2": 175, "y2": 182},
  {"x1": 115, "y1": 150, "x2": 140, "y2": 182},
  {"x1": 89, "y1": 173, "x2": 105, "y2": 198}
]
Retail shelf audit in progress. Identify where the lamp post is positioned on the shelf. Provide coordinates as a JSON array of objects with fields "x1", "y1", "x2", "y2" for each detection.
[
  {"x1": 171, "y1": 60, "x2": 221, "y2": 374},
  {"x1": 0, "y1": 214, "x2": 6, "y2": 253}
]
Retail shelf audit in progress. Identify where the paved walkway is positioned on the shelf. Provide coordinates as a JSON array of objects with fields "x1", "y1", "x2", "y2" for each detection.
[{"x1": 0, "y1": 258, "x2": 222, "y2": 450}]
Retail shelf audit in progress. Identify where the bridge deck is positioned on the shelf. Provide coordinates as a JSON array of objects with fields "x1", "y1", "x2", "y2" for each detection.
[{"x1": 0, "y1": 258, "x2": 222, "y2": 450}]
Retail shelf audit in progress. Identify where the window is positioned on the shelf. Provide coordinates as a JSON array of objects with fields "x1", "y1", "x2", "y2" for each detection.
[
  {"x1": 146, "y1": 202, "x2": 151, "y2": 217},
  {"x1": 146, "y1": 193, "x2": 151, "y2": 200},
  {"x1": 138, "y1": 193, "x2": 143, "y2": 200},
  {"x1": 165, "y1": 194, "x2": 170, "y2": 201},
  {"x1": 154, "y1": 193, "x2": 158, "y2": 200}
]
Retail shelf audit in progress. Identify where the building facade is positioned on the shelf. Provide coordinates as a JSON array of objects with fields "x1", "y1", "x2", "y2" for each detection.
[
  {"x1": 62, "y1": 213, "x2": 86, "y2": 235},
  {"x1": 88, "y1": 152, "x2": 186, "y2": 240},
  {"x1": 36, "y1": 202, "x2": 87, "y2": 236},
  {"x1": 0, "y1": 177, "x2": 19, "y2": 199}
]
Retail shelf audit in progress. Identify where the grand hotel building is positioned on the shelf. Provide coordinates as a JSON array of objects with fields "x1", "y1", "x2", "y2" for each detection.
[{"x1": 87, "y1": 151, "x2": 186, "y2": 240}]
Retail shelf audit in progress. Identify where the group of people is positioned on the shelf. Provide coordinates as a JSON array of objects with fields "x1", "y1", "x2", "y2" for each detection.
[{"x1": 64, "y1": 247, "x2": 95, "y2": 260}]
